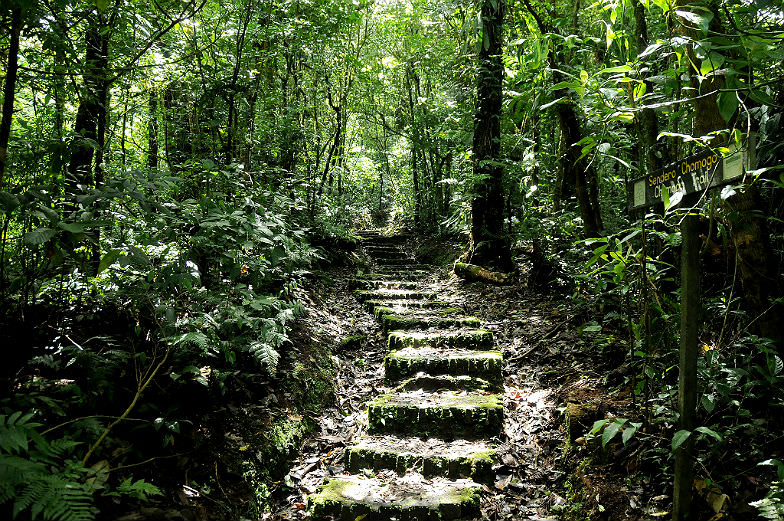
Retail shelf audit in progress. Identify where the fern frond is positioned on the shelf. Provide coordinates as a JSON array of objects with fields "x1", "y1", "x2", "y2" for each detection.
[
  {"x1": 249, "y1": 341, "x2": 279, "y2": 377},
  {"x1": 17, "y1": 475, "x2": 97, "y2": 521}
]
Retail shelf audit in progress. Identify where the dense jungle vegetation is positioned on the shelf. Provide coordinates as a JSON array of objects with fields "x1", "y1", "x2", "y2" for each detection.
[{"x1": 0, "y1": 0, "x2": 782, "y2": 519}]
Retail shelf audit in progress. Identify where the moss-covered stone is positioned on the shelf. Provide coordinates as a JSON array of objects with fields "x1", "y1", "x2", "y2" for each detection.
[
  {"x1": 366, "y1": 250, "x2": 410, "y2": 260},
  {"x1": 355, "y1": 289, "x2": 434, "y2": 302},
  {"x1": 307, "y1": 475, "x2": 481, "y2": 520},
  {"x1": 375, "y1": 257, "x2": 416, "y2": 266},
  {"x1": 385, "y1": 348, "x2": 503, "y2": 387},
  {"x1": 359, "y1": 271, "x2": 428, "y2": 280},
  {"x1": 387, "y1": 330, "x2": 494, "y2": 350},
  {"x1": 394, "y1": 374, "x2": 494, "y2": 393},
  {"x1": 379, "y1": 314, "x2": 481, "y2": 333},
  {"x1": 338, "y1": 335, "x2": 366, "y2": 349},
  {"x1": 363, "y1": 299, "x2": 452, "y2": 313},
  {"x1": 349, "y1": 279, "x2": 419, "y2": 290},
  {"x1": 367, "y1": 391, "x2": 503, "y2": 439},
  {"x1": 345, "y1": 436, "x2": 496, "y2": 484}
]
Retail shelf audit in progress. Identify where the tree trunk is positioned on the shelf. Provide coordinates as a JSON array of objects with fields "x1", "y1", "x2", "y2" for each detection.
[
  {"x1": 555, "y1": 102, "x2": 603, "y2": 235},
  {"x1": 468, "y1": 0, "x2": 512, "y2": 271},
  {"x1": 148, "y1": 89, "x2": 159, "y2": 169},
  {"x1": 0, "y1": 7, "x2": 22, "y2": 187},
  {"x1": 680, "y1": 2, "x2": 783, "y2": 347},
  {"x1": 67, "y1": 14, "x2": 108, "y2": 201},
  {"x1": 633, "y1": 0, "x2": 664, "y2": 176}
]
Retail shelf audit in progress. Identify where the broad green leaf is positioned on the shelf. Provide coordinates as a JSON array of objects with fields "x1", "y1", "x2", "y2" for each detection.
[
  {"x1": 695, "y1": 426, "x2": 722, "y2": 441},
  {"x1": 675, "y1": 9, "x2": 713, "y2": 34},
  {"x1": 639, "y1": 42, "x2": 663, "y2": 58},
  {"x1": 699, "y1": 52, "x2": 724, "y2": 75},
  {"x1": 600, "y1": 65, "x2": 632, "y2": 74},
  {"x1": 717, "y1": 91, "x2": 739, "y2": 122},
  {"x1": 622, "y1": 422, "x2": 642, "y2": 445},
  {"x1": 661, "y1": 184, "x2": 671, "y2": 210},
  {"x1": 98, "y1": 249, "x2": 123, "y2": 274},
  {"x1": 540, "y1": 97, "x2": 565, "y2": 110},
  {"x1": 0, "y1": 191, "x2": 20, "y2": 212},
  {"x1": 748, "y1": 89, "x2": 775, "y2": 106},
  {"x1": 672, "y1": 429, "x2": 691, "y2": 451},
  {"x1": 24, "y1": 227, "x2": 56, "y2": 246},
  {"x1": 602, "y1": 419, "x2": 626, "y2": 447},
  {"x1": 58, "y1": 222, "x2": 85, "y2": 234},
  {"x1": 590, "y1": 418, "x2": 610, "y2": 435}
]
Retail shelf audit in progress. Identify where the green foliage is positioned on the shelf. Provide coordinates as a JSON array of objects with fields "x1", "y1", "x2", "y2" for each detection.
[
  {"x1": 588, "y1": 417, "x2": 642, "y2": 448},
  {"x1": 751, "y1": 481, "x2": 784, "y2": 520}
]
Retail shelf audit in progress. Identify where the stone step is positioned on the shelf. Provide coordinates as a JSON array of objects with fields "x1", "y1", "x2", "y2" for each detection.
[
  {"x1": 346, "y1": 436, "x2": 496, "y2": 484},
  {"x1": 374, "y1": 264, "x2": 431, "y2": 273},
  {"x1": 356, "y1": 289, "x2": 435, "y2": 302},
  {"x1": 363, "y1": 299, "x2": 453, "y2": 313},
  {"x1": 394, "y1": 374, "x2": 496, "y2": 393},
  {"x1": 379, "y1": 314, "x2": 482, "y2": 334},
  {"x1": 375, "y1": 258, "x2": 416, "y2": 266},
  {"x1": 349, "y1": 279, "x2": 419, "y2": 290},
  {"x1": 308, "y1": 474, "x2": 480, "y2": 521},
  {"x1": 365, "y1": 249, "x2": 409, "y2": 259},
  {"x1": 360, "y1": 234, "x2": 408, "y2": 245},
  {"x1": 371, "y1": 305, "x2": 463, "y2": 320},
  {"x1": 388, "y1": 330, "x2": 494, "y2": 350},
  {"x1": 359, "y1": 271, "x2": 428, "y2": 280},
  {"x1": 385, "y1": 347, "x2": 503, "y2": 385},
  {"x1": 367, "y1": 390, "x2": 503, "y2": 438}
]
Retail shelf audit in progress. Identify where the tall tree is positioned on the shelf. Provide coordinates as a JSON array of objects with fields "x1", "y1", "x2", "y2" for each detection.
[
  {"x1": 0, "y1": 6, "x2": 23, "y2": 186},
  {"x1": 469, "y1": 0, "x2": 512, "y2": 271}
]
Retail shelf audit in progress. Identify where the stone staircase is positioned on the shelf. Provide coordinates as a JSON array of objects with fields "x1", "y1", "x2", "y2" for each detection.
[{"x1": 307, "y1": 231, "x2": 504, "y2": 520}]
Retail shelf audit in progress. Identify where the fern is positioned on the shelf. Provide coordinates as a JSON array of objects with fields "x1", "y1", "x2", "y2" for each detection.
[
  {"x1": 249, "y1": 341, "x2": 280, "y2": 377},
  {"x1": 109, "y1": 478, "x2": 162, "y2": 500},
  {"x1": 14, "y1": 474, "x2": 97, "y2": 521}
]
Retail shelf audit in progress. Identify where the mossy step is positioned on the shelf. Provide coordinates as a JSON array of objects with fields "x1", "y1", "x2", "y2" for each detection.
[
  {"x1": 349, "y1": 279, "x2": 419, "y2": 290},
  {"x1": 380, "y1": 314, "x2": 482, "y2": 333},
  {"x1": 308, "y1": 474, "x2": 480, "y2": 521},
  {"x1": 364, "y1": 299, "x2": 453, "y2": 313},
  {"x1": 356, "y1": 289, "x2": 435, "y2": 302},
  {"x1": 346, "y1": 436, "x2": 496, "y2": 484},
  {"x1": 388, "y1": 330, "x2": 494, "y2": 350},
  {"x1": 376, "y1": 258, "x2": 418, "y2": 266},
  {"x1": 366, "y1": 250, "x2": 409, "y2": 258},
  {"x1": 360, "y1": 234, "x2": 408, "y2": 244},
  {"x1": 359, "y1": 272, "x2": 428, "y2": 280},
  {"x1": 385, "y1": 347, "x2": 503, "y2": 385},
  {"x1": 367, "y1": 390, "x2": 503, "y2": 438},
  {"x1": 394, "y1": 374, "x2": 495, "y2": 393},
  {"x1": 372, "y1": 305, "x2": 464, "y2": 320},
  {"x1": 364, "y1": 248, "x2": 408, "y2": 255}
]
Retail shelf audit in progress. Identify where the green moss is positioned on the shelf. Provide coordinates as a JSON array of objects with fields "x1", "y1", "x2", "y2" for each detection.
[
  {"x1": 387, "y1": 329, "x2": 494, "y2": 350},
  {"x1": 346, "y1": 443, "x2": 497, "y2": 484},
  {"x1": 307, "y1": 476, "x2": 481, "y2": 520},
  {"x1": 366, "y1": 391, "x2": 503, "y2": 438},
  {"x1": 385, "y1": 349, "x2": 502, "y2": 386},
  {"x1": 355, "y1": 289, "x2": 432, "y2": 302},
  {"x1": 380, "y1": 314, "x2": 481, "y2": 333},
  {"x1": 338, "y1": 335, "x2": 366, "y2": 349}
]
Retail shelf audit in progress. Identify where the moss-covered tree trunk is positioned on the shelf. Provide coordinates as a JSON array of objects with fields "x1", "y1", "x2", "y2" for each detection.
[
  {"x1": 0, "y1": 7, "x2": 22, "y2": 186},
  {"x1": 469, "y1": 0, "x2": 512, "y2": 271},
  {"x1": 147, "y1": 89, "x2": 159, "y2": 169}
]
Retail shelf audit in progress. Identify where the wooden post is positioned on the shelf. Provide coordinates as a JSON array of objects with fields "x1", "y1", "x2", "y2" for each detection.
[{"x1": 673, "y1": 211, "x2": 700, "y2": 521}]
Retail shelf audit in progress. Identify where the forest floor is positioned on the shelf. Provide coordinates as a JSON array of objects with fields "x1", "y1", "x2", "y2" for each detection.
[{"x1": 258, "y1": 233, "x2": 666, "y2": 521}]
